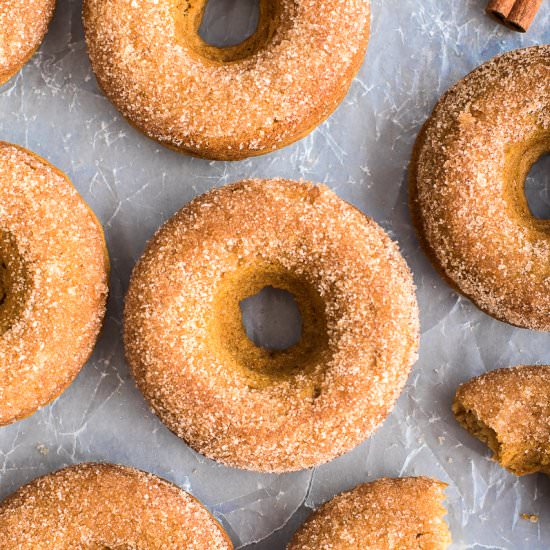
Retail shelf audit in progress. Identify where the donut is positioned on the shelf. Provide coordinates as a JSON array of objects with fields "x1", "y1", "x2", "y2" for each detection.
[
  {"x1": 124, "y1": 179, "x2": 419, "y2": 472},
  {"x1": 288, "y1": 477, "x2": 451, "y2": 549},
  {"x1": 0, "y1": 0, "x2": 56, "y2": 85},
  {"x1": 0, "y1": 463, "x2": 233, "y2": 548},
  {"x1": 409, "y1": 46, "x2": 550, "y2": 331},
  {"x1": 453, "y1": 365, "x2": 550, "y2": 476},
  {"x1": 0, "y1": 142, "x2": 108, "y2": 426},
  {"x1": 82, "y1": 0, "x2": 370, "y2": 160}
]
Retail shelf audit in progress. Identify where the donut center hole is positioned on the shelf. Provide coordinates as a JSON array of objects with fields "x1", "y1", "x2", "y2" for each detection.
[
  {"x1": 174, "y1": 0, "x2": 282, "y2": 62},
  {"x1": 210, "y1": 263, "x2": 331, "y2": 387},
  {"x1": 240, "y1": 286, "x2": 302, "y2": 351},
  {"x1": 199, "y1": 0, "x2": 260, "y2": 47},
  {"x1": 0, "y1": 230, "x2": 31, "y2": 336},
  {"x1": 524, "y1": 154, "x2": 550, "y2": 220}
]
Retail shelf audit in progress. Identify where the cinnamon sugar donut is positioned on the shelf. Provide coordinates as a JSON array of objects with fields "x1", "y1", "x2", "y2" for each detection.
[
  {"x1": 82, "y1": 0, "x2": 370, "y2": 160},
  {"x1": 410, "y1": 46, "x2": 550, "y2": 330},
  {"x1": 0, "y1": 0, "x2": 55, "y2": 85},
  {"x1": 0, "y1": 463, "x2": 233, "y2": 548},
  {"x1": 288, "y1": 477, "x2": 451, "y2": 549},
  {"x1": 0, "y1": 142, "x2": 108, "y2": 426},
  {"x1": 124, "y1": 179, "x2": 419, "y2": 472},
  {"x1": 453, "y1": 365, "x2": 550, "y2": 476}
]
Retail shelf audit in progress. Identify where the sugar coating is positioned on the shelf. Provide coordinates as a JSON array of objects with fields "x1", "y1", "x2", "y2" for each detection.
[
  {"x1": 0, "y1": 463, "x2": 233, "y2": 548},
  {"x1": 0, "y1": 142, "x2": 109, "y2": 426},
  {"x1": 410, "y1": 46, "x2": 550, "y2": 331},
  {"x1": 0, "y1": 0, "x2": 55, "y2": 84},
  {"x1": 82, "y1": 0, "x2": 371, "y2": 160},
  {"x1": 287, "y1": 477, "x2": 451, "y2": 549},
  {"x1": 124, "y1": 179, "x2": 419, "y2": 472},
  {"x1": 454, "y1": 365, "x2": 550, "y2": 476}
]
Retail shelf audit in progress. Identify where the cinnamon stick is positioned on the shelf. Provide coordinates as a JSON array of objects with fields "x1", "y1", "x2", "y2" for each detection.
[
  {"x1": 486, "y1": 0, "x2": 516, "y2": 22},
  {"x1": 506, "y1": 0, "x2": 543, "y2": 32},
  {"x1": 486, "y1": 0, "x2": 543, "y2": 31}
]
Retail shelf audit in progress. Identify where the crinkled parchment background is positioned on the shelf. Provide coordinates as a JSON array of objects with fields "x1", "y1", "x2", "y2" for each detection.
[{"x1": 1, "y1": 1, "x2": 549, "y2": 548}]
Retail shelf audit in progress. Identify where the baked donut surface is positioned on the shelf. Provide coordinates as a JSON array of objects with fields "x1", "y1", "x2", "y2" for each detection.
[
  {"x1": 0, "y1": 463, "x2": 233, "y2": 548},
  {"x1": 287, "y1": 477, "x2": 451, "y2": 549},
  {"x1": 0, "y1": 0, "x2": 55, "y2": 85},
  {"x1": 410, "y1": 46, "x2": 550, "y2": 330},
  {"x1": 0, "y1": 142, "x2": 109, "y2": 426},
  {"x1": 124, "y1": 179, "x2": 419, "y2": 472},
  {"x1": 82, "y1": 0, "x2": 370, "y2": 160},
  {"x1": 453, "y1": 365, "x2": 550, "y2": 476}
]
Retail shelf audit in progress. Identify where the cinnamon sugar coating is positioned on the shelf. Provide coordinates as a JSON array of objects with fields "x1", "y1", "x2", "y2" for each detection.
[
  {"x1": 0, "y1": 0, "x2": 55, "y2": 85},
  {"x1": 124, "y1": 179, "x2": 419, "y2": 472},
  {"x1": 0, "y1": 463, "x2": 233, "y2": 548},
  {"x1": 288, "y1": 477, "x2": 451, "y2": 549},
  {"x1": 453, "y1": 365, "x2": 550, "y2": 476},
  {"x1": 410, "y1": 46, "x2": 550, "y2": 330},
  {"x1": 0, "y1": 142, "x2": 109, "y2": 426},
  {"x1": 82, "y1": 0, "x2": 370, "y2": 160}
]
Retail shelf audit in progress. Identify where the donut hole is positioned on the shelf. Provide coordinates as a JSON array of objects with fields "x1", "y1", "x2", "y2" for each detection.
[
  {"x1": 504, "y1": 135, "x2": 550, "y2": 227},
  {"x1": 199, "y1": 0, "x2": 259, "y2": 48},
  {"x1": 0, "y1": 230, "x2": 31, "y2": 335},
  {"x1": 524, "y1": 153, "x2": 550, "y2": 220},
  {"x1": 173, "y1": 0, "x2": 283, "y2": 62},
  {"x1": 240, "y1": 286, "x2": 302, "y2": 351},
  {"x1": 210, "y1": 262, "x2": 331, "y2": 389}
]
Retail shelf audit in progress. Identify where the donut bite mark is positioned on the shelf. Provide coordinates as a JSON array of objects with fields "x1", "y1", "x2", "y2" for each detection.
[
  {"x1": 453, "y1": 365, "x2": 550, "y2": 476},
  {"x1": 288, "y1": 477, "x2": 451, "y2": 549}
]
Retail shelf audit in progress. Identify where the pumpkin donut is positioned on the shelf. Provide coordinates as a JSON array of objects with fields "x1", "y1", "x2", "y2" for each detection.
[
  {"x1": 0, "y1": 141, "x2": 109, "y2": 426},
  {"x1": 0, "y1": 0, "x2": 55, "y2": 85},
  {"x1": 410, "y1": 46, "x2": 550, "y2": 330},
  {"x1": 0, "y1": 463, "x2": 233, "y2": 548},
  {"x1": 288, "y1": 477, "x2": 451, "y2": 549},
  {"x1": 453, "y1": 365, "x2": 550, "y2": 476},
  {"x1": 82, "y1": 0, "x2": 371, "y2": 160},
  {"x1": 124, "y1": 179, "x2": 419, "y2": 472}
]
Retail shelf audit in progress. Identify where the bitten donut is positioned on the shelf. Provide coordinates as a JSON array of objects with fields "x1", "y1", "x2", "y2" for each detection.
[
  {"x1": 0, "y1": 463, "x2": 233, "y2": 548},
  {"x1": 124, "y1": 179, "x2": 419, "y2": 472},
  {"x1": 453, "y1": 365, "x2": 550, "y2": 476},
  {"x1": 410, "y1": 46, "x2": 550, "y2": 330},
  {"x1": 288, "y1": 477, "x2": 451, "y2": 549},
  {"x1": 0, "y1": 0, "x2": 55, "y2": 85},
  {"x1": 0, "y1": 142, "x2": 108, "y2": 426},
  {"x1": 82, "y1": 0, "x2": 370, "y2": 160}
]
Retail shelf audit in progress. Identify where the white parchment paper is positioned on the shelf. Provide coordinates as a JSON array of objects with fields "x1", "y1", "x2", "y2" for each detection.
[{"x1": 0, "y1": 1, "x2": 549, "y2": 548}]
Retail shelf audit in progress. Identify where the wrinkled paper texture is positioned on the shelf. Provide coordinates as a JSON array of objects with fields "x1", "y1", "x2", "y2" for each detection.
[{"x1": 0, "y1": 1, "x2": 549, "y2": 548}]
